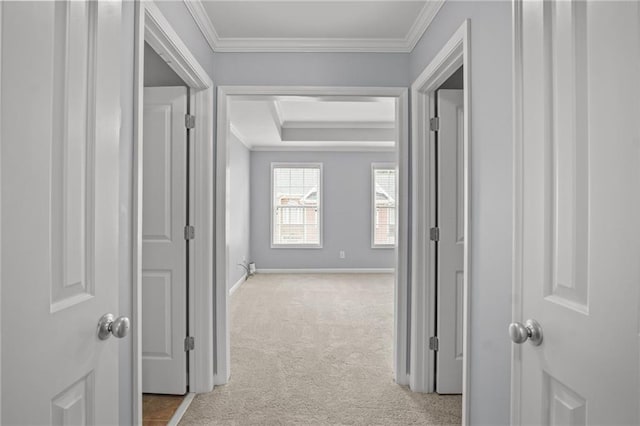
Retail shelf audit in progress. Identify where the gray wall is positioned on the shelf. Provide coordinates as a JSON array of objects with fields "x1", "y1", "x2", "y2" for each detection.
[
  {"x1": 250, "y1": 151, "x2": 396, "y2": 270},
  {"x1": 212, "y1": 52, "x2": 409, "y2": 87},
  {"x1": 228, "y1": 133, "x2": 251, "y2": 287},
  {"x1": 116, "y1": 1, "x2": 514, "y2": 424},
  {"x1": 410, "y1": 2, "x2": 513, "y2": 424},
  {"x1": 144, "y1": 42, "x2": 186, "y2": 87}
]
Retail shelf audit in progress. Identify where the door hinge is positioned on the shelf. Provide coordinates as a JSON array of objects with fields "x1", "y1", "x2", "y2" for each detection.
[
  {"x1": 184, "y1": 225, "x2": 195, "y2": 240},
  {"x1": 430, "y1": 227, "x2": 440, "y2": 241},
  {"x1": 184, "y1": 336, "x2": 195, "y2": 352},
  {"x1": 429, "y1": 336, "x2": 439, "y2": 351},
  {"x1": 429, "y1": 117, "x2": 440, "y2": 132},
  {"x1": 185, "y1": 114, "x2": 195, "y2": 129}
]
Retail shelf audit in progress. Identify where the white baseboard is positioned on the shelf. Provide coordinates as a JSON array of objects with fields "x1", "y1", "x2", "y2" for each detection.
[
  {"x1": 256, "y1": 268, "x2": 395, "y2": 274},
  {"x1": 167, "y1": 393, "x2": 195, "y2": 426},
  {"x1": 229, "y1": 273, "x2": 247, "y2": 295}
]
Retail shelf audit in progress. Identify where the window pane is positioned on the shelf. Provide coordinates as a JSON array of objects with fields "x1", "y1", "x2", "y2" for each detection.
[
  {"x1": 273, "y1": 165, "x2": 321, "y2": 245},
  {"x1": 373, "y1": 167, "x2": 396, "y2": 246}
]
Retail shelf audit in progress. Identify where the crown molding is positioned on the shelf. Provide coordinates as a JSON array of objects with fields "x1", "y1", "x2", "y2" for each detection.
[
  {"x1": 183, "y1": 0, "x2": 219, "y2": 53},
  {"x1": 184, "y1": 0, "x2": 445, "y2": 53},
  {"x1": 281, "y1": 120, "x2": 395, "y2": 129},
  {"x1": 405, "y1": 0, "x2": 446, "y2": 51},
  {"x1": 250, "y1": 145, "x2": 395, "y2": 152},
  {"x1": 229, "y1": 123, "x2": 253, "y2": 149}
]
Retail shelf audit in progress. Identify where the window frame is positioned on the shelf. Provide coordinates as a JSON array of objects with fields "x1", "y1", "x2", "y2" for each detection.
[
  {"x1": 371, "y1": 162, "x2": 397, "y2": 248},
  {"x1": 270, "y1": 162, "x2": 323, "y2": 249}
]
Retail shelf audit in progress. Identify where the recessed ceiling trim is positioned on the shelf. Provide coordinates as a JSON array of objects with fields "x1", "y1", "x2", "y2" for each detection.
[
  {"x1": 184, "y1": 0, "x2": 446, "y2": 53},
  {"x1": 229, "y1": 123, "x2": 253, "y2": 149},
  {"x1": 281, "y1": 120, "x2": 395, "y2": 129},
  {"x1": 251, "y1": 145, "x2": 395, "y2": 152}
]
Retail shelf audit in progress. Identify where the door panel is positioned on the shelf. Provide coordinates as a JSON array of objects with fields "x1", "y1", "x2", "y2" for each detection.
[
  {"x1": 435, "y1": 89, "x2": 464, "y2": 394},
  {"x1": 142, "y1": 86, "x2": 188, "y2": 395},
  {"x1": 1, "y1": 1, "x2": 122, "y2": 424},
  {"x1": 515, "y1": 1, "x2": 640, "y2": 424}
]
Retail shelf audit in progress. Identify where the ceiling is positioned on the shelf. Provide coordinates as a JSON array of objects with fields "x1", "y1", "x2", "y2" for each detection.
[
  {"x1": 184, "y1": 0, "x2": 445, "y2": 52},
  {"x1": 229, "y1": 96, "x2": 397, "y2": 150}
]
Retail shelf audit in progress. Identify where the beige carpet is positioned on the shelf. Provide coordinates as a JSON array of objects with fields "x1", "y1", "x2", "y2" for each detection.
[{"x1": 180, "y1": 273, "x2": 461, "y2": 425}]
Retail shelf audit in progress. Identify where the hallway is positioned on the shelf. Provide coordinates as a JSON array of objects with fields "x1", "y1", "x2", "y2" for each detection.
[{"x1": 180, "y1": 274, "x2": 461, "y2": 425}]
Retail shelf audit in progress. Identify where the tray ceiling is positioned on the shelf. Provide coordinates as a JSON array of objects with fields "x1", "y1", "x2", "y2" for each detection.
[
  {"x1": 228, "y1": 96, "x2": 397, "y2": 150},
  {"x1": 184, "y1": 0, "x2": 445, "y2": 52}
]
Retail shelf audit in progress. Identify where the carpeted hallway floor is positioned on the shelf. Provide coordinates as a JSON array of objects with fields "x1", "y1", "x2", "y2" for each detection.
[{"x1": 180, "y1": 273, "x2": 461, "y2": 425}]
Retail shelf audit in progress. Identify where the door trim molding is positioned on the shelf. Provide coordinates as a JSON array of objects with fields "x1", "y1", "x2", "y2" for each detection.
[
  {"x1": 0, "y1": 2, "x2": 3, "y2": 421},
  {"x1": 133, "y1": 2, "x2": 214, "y2": 423},
  {"x1": 216, "y1": 85, "x2": 410, "y2": 386},
  {"x1": 511, "y1": 2, "x2": 524, "y2": 424},
  {"x1": 410, "y1": 19, "x2": 471, "y2": 423}
]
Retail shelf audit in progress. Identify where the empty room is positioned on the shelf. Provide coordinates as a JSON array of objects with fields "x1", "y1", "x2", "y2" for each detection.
[{"x1": 2, "y1": 1, "x2": 640, "y2": 425}]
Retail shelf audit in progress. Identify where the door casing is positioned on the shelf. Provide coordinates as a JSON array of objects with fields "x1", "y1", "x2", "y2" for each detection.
[
  {"x1": 215, "y1": 86, "x2": 410, "y2": 386},
  {"x1": 133, "y1": 2, "x2": 214, "y2": 423},
  {"x1": 410, "y1": 19, "x2": 471, "y2": 423}
]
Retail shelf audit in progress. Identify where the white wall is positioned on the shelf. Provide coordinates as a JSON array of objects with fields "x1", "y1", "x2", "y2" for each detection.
[
  {"x1": 410, "y1": 2, "x2": 513, "y2": 424},
  {"x1": 228, "y1": 133, "x2": 251, "y2": 287},
  {"x1": 250, "y1": 151, "x2": 396, "y2": 270}
]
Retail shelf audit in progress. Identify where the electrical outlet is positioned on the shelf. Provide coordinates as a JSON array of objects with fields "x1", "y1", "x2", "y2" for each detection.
[
  {"x1": 242, "y1": 256, "x2": 246, "y2": 264},
  {"x1": 339, "y1": 250, "x2": 346, "y2": 259}
]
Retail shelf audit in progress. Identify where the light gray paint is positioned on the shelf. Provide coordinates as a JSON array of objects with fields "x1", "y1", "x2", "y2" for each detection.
[
  {"x1": 250, "y1": 151, "x2": 396, "y2": 270},
  {"x1": 212, "y1": 52, "x2": 409, "y2": 87},
  {"x1": 410, "y1": 2, "x2": 513, "y2": 424},
  {"x1": 152, "y1": 1, "x2": 216, "y2": 78},
  {"x1": 144, "y1": 42, "x2": 186, "y2": 87},
  {"x1": 228, "y1": 133, "x2": 251, "y2": 287},
  {"x1": 115, "y1": 2, "x2": 514, "y2": 424}
]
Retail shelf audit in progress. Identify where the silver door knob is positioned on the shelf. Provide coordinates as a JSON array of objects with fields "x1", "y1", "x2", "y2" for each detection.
[
  {"x1": 509, "y1": 319, "x2": 543, "y2": 346},
  {"x1": 97, "y1": 313, "x2": 130, "y2": 340}
]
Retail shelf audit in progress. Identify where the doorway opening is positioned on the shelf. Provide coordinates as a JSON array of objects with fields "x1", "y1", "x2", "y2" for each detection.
[
  {"x1": 132, "y1": 3, "x2": 215, "y2": 424},
  {"x1": 410, "y1": 20, "x2": 471, "y2": 423},
  {"x1": 139, "y1": 41, "x2": 191, "y2": 421},
  {"x1": 214, "y1": 87, "x2": 410, "y2": 387}
]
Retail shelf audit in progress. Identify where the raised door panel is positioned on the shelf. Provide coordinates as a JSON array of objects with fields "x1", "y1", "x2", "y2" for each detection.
[
  {"x1": 1, "y1": 1, "x2": 121, "y2": 424},
  {"x1": 50, "y1": 0, "x2": 97, "y2": 313},
  {"x1": 143, "y1": 104, "x2": 173, "y2": 243},
  {"x1": 544, "y1": 0, "x2": 589, "y2": 313},
  {"x1": 141, "y1": 86, "x2": 188, "y2": 395},
  {"x1": 435, "y1": 89, "x2": 464, "y2": 394},
  {"x1": 518, "y1": 1, "x2": 640, "y2": 424}
]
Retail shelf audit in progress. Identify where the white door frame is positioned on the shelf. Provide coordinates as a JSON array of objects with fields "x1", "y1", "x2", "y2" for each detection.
[
  {"x1": 0, "y1": 2, "x2": 3, "y2": 420},
  {"x1": 132, "y1": 2, "x2": 214, "y2": 423},
  {"x1": 510, "y1": 2, "x2": 523, "y2": 423},
  {"x1": 215, "y1": 85, "x2": 410, "y2": 385},
  {"x1": 410, "y1": 20, "x2": 471, "y2": 422}
]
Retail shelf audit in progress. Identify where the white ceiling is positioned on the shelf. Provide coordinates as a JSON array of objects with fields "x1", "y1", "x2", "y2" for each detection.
[
  {"x1": 184, "y1": 0, "x2": 445, "y2": 52},
  {"x1": 229, "y1": 96, "x2": 397, "y2": 150}
]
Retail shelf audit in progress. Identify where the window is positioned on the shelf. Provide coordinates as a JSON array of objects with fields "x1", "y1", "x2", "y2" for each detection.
[
  {"x1": 272, "y1": 163, "x2": 322, "y2": 247},
  {"x1": 372, "y1": 164, "x2": 396, "y2": 247}
]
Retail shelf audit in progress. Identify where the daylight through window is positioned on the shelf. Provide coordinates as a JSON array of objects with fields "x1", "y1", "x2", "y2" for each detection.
[
  {"x1": 373, "y1": 166, "x2": 396, "y2": 247},
  {"x1": 272, "y1": 164, "x2": 322, "y2": 246}
]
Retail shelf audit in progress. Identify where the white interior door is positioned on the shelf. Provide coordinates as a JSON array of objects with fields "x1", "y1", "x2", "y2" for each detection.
[
  {"x1": 514, "y1": 1, "x2": 640, "y2": 424},
  {"x1": 142, "y1": 86, "x2": 189, "y2": 394},
  {"x1": 435, "y1": 89, "x2": 464, "y2": 394},
  {"x1": 1, "y1": 1, "x2": 123, "y2": 424}
]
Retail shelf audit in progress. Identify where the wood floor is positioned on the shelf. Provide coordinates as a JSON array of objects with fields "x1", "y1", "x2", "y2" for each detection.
[{"x1": 143, "y1": 393, "x2": 186, "y2": 426}]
